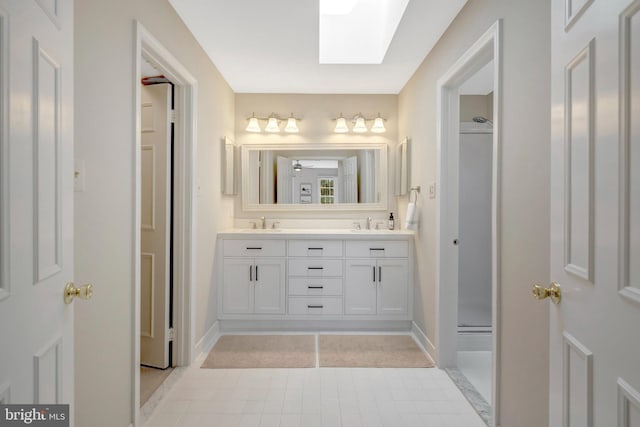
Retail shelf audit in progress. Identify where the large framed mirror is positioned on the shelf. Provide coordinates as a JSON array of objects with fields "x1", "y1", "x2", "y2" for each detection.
[{"x1": 241, "y1": 142, "x2": 388, "y2": 211}]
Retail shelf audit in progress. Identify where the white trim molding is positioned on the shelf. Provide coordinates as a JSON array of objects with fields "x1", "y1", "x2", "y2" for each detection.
[
  {"x1": 195, "y1": 321, "x2": 221, "y2": 358},
  {"x1": 617, "y1": 378, "x2": 640, "y2": 427},
  {"x1": 0, "y1": 6, "x2": 9, "y2": 302},
  {"x1": 411, "y1": 321, "x2": 436, "y2": 363},
  {"x1": 435, "y1": 19, "x2": 502, "y2": 427},
  {"x1": 133, "y1": 20, "x2": 198, "y2": 427}
]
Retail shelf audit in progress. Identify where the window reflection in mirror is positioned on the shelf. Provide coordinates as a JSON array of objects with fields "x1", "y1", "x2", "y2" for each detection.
[{"x1": 241, "y1": 144, "x2": 387, "y2": 210}]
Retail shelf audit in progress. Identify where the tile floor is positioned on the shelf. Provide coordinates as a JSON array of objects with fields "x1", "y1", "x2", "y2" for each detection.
[
  {"x1": 141, "y1": 366, "x2": 175, "y2": 406},
  {"x1": 145, "y1": 359, "x2": 486, "y2": 426},
  {"x1": 456, "y1": 351, "x2": 492, "y2": 404}
]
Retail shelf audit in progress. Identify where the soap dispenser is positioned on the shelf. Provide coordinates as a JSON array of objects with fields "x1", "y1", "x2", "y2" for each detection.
[{"x1": 388, "y1": 212, "x2": 395, "y2": 230}]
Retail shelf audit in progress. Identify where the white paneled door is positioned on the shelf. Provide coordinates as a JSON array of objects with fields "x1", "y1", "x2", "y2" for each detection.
[
  {"x1": 140, "y1": 83, "x2": 172, "y2": 369},
  {"x1": 549, "y1": 0, "x2": 640, "y2": 425},
  {"x1": 0, "y1": 0, "x2": 75, "y2": 415}
]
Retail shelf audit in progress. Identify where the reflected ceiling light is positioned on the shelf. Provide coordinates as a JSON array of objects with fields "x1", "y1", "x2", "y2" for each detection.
[
  {"x1": 371, "y1": 113, "x2": 386, "y2": 133},
  {"x1": 331, "y1": 112, "x2": 387, "y2": 134},
  {"x1": 284, "y1": 114, "x2": 299, "y2": 133},
  {"x1": 352, "y1": 115, "x2": 367, "y2": 133},
  {"x1": 334, "y1": 113, "x2": 349, "y2": 133},
  {"x1": 246, "y1": 113, "x2": 261, "y2": 132},
  {"x1": 245, "y1": 113, "x2": 301, "y2": 133},
  {"x1": 293, "y1": 160, "x2": 303, "y2": 172}
]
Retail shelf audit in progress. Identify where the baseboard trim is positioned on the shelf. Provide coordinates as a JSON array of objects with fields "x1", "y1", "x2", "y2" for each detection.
[
  {"x1": 411, "y1": 321, "x2": 436, "y2": 364},
  {"x1": 195, "y1": 321, "x2": 220, "y2": 359}
]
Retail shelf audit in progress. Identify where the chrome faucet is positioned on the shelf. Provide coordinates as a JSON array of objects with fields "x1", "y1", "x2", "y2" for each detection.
[
  {"x1": 259, "y1": 216, "x2": 266, "y2": 229},
  {"x1": 366, "y1": 217, "x2": 372, "y2": 230}
]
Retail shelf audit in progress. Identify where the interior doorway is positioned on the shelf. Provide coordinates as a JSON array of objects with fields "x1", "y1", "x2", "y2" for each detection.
[
  {"x1": 134, "y1": 21, "x2": 198, "y2": 426},
  {"x1": 139, "y1": 72, "x2": 175, "y2": 405},
  {"x1": 435, "y1": 21, "x2": 502, "y2": 426}
]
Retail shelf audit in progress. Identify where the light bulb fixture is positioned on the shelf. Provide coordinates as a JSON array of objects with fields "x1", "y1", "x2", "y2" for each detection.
[
  {"x1": 244, "y1": 113, "x2": 301, "y2": 133},
  {"x1": 371, "y1": 113, "x2": 386, "y2": 133},
  {"x1": 284, "y1": 114, "x2": 299, "y2": 133},
  {"x1": 246, "y1": 113, "x2": 261, "y2": 132},
  {"x1": 331, "y1": 113, "x2": 387, "y2": 134},
  {"x1": 352, "y1": 115, "x2": 368, "y2": 133},
  {"x1": 265, "y1": 116, "x2": 280, "y2": 132},
  {"x1": 334, "y1": 113, "x2": 349, "y2": 133}
]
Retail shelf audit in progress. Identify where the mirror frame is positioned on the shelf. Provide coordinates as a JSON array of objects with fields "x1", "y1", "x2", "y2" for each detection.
[
  {"x1": 241, "y1": 142, "x2": 388, "y2": 212},
  {"x1": 221, "y1": 136, "x2": 236, "y2": 195}
]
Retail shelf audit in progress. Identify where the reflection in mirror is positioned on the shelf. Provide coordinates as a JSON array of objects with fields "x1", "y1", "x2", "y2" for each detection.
[
  {"x1": 241, "y1": 143, "x2": 388, "y2": 211},
  {"x1": 395, "y1": 137, "x2": 410, "y2": 196},
  {"x1": 222, "y1": 136, "x2": 236, "y2": 195}
]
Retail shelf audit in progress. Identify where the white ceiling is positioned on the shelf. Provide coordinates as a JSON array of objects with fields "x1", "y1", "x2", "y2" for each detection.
[{"x1": 168, "y1": 0, "x2": 468, "y2": 94}]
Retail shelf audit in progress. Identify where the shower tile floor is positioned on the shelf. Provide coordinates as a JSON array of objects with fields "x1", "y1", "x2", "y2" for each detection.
[{"x1": 145, "y1": 356, "x2": 486, "y2": 426}]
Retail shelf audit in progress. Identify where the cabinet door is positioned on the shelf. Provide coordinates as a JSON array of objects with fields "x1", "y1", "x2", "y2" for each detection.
[
  {"x1": 222, "y1": 258, "x2": 254, "y2": 313},
  {"x1": 377, "y1": 259, "x2": 409, "y2": 315},
  {"x1": 254, "y1": 259, "x2": 286, "y2": 314},
  {"x1": 345, "y1": 260, "x2": 377, "y2": 315}
]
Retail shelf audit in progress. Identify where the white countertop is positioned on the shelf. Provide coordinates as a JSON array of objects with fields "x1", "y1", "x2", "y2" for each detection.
[{"x1": 217, "y1": 228, "x2": 415, "y2": 240}]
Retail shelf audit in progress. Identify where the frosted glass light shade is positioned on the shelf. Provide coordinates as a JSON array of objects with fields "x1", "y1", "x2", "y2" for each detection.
[
  {"x1": 284, "y1": 117, "x2": 299, "y2": 133},
  {"x1": 265, "y1": 117, "x2": 280, "y2": 132},
  {"x1": 246, "y1": 116, "x2": 261, "y2": 132},
  {"x1": 352, "y1": 116, "x2": 367, "y2": 133},
  {"x1": 371, "y1": 116, "x2": 386, "y2": 133},
  {"x1": 334, "y1": 117, "x2": 348, "y2": 133}
]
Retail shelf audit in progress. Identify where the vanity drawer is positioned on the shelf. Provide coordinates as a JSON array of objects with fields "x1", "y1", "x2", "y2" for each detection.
[
  {"x1": 345, "y1": 241, "x2": 409, "y2": 258},
  {"x1": 288, "y1": 278, "x2": 343, "y2": 296},
  {"x1": 288, "y1": 240, "x2": 343, "y2": 258},
  {"x1": 288, "y1": 259, "x2": 343, "y2": 277},
  {"x1": 223, "y1": 240, "x2": 286, "y2": 257},
  {"x1": 288, "y1": 297, "x2": 343, "y2": 315}
]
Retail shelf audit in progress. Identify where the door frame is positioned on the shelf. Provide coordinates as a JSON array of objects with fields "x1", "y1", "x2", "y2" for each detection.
[
  {"x1": 435, "y1": 20, "x2": 502, "y2": 425},
  {"x1": 133, "y1": 21, "x2": 197, "y2": 425}
]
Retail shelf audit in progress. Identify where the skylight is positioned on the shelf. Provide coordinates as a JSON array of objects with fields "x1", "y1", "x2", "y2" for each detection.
[{"x1": 319, "y1": 0, "x2": 410, "y2": 64}]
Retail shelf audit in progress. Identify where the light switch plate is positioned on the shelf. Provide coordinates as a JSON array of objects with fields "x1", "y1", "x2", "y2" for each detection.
[{"x1": 428, "y1": 182, "x2": 436, "y2": 199}]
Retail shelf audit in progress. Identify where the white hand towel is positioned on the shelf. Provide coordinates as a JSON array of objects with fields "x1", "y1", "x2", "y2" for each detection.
[{"x1": 405, "y1": 202, "x2": 419, "y2": 230}]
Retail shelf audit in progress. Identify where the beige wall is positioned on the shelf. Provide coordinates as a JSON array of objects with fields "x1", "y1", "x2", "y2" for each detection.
[
  {"x1": 460, "y1": 94, "x2": 494, "y2": 122},
  {"x1": 234, "y1": 94, "x2": 398, "y2": 219},
  {"x1": 399, "y1": 1, "x2": 550, "y2": 426},
  {"x1": 74, "y1": 0, "x2": 234, "y2": 425}
]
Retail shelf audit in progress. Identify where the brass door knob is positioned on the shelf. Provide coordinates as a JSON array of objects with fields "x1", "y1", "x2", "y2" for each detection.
[
  {"x1": 64, "y1": 282, "x2": 93, "y2": 304},
  {"x1": 532, "y1": 282, "x2": 561, "y2": 304}
]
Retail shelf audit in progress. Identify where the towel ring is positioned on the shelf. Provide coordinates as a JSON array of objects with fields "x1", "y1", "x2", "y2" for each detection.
[{"x1": 409, "y1": 186, "x2": 421, "y2": 204}]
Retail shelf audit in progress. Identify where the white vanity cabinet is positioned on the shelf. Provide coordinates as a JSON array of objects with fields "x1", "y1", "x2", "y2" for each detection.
[
  {"x1": 287, "y1": 240, "x2": 344, "y2": 316},
  {"x1": 345, "y1": 241, "x2": 409, "y2": 316},
  {"x1": 218, "y1": 232, "x2": 413, "y2": 323},
  {"x1": 222, "y1": 240, "x2": 286, "y2": 314}
]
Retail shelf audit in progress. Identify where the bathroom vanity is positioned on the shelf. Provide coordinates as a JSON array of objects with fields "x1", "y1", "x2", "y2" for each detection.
[{"x1": 216, "y1": 229, "x2": 414, "y2": 328}]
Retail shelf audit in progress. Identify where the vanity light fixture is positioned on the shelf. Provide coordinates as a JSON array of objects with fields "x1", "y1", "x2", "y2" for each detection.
[
  {"x1": 245, "y1": 112, "x2": 301, "y2": 133},
  {"x1": 265, "y1": 115, "x2": 280, "y2": 133},
  {"x1": 352, "y1": 115, "x2": 368, "y2": 133},
  {"x1": 333, "y1": 113, "x2": 349, "y2": 133},
  {"x1": 331, "y1": 112, "x2": 387, "y2": 133},
  {"x1": 371, "y1": 113, "x2": 387, "y2": 133},
  {"x1": 284, "y1": 114, "x2": 300, "y2": 133},
  {"x1": 246, "y1": 113, "x2": 261, "y2": 133},
  {"x1": 293, "y1": 160, "x2": 303, "y2": 172}
]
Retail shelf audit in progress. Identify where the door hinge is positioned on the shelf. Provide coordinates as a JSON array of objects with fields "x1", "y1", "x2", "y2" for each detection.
[
  {"x1": 170, "y1": 109, "x2": 176, "y2": 123},
  {"x1": 169, "y1": 328, "x2": 175, "y2": 341}
]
